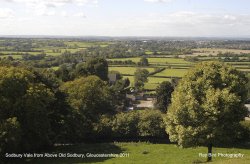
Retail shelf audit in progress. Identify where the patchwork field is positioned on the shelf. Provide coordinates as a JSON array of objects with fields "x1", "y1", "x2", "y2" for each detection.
[
  {"x1": 111, "y1": 59, "x2": 249, "y2": 90},
  {"x1": 0, "y1": 41, "x2": 111, "y2": 57},
  {"x1": 191, "y1": 48, "x2": 250, "y2": 56},
  {"x1": 0, "y1": 40, "x2": 249, "y2": 91}
]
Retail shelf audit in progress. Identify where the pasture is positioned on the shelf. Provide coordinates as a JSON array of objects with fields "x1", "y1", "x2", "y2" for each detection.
[
  {"x1": 0, "y1": 39, "x2": 249, "y2": 91},
  {"x1": 109, "y1": 66, "x2": 155, "y2": 75},
  {"x1": 153, "y1": 68, "x2": 187, "y2": 77},
  {"x1": 110, "y1": 59, "x2": 250, "y2": 90},
  {"x1": 21, "y1": 142, "x2": 250, "y2": 164},
  {"x1": 108, "y1": 57, "x2": 191, "y2": 64},
  {"x1": 0, "y1": 40, "x2": 111, "y2": 57},
  {"x1": 191, "y1": 48, "x2": 250, "y2": 56}
]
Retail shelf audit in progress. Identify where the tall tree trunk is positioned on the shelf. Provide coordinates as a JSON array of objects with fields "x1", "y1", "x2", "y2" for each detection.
[{"x1": 207, "y1": 143, "x2": 212, "y2": 162}]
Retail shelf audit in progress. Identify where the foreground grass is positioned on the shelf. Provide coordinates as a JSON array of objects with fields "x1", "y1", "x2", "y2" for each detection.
[{"x1": 8, "y1": 142, "x2": 250, "y2": 164}]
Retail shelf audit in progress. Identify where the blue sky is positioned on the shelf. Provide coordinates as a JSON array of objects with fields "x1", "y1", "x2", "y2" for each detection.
[{"x1": 0, "y1": 0, "x2": 250, "y2": 37}]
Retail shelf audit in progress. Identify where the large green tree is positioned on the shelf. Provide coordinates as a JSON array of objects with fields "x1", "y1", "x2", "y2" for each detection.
[
  {"x1": 134, "y1": 69, "x2": 149, "y2": 91},
  {"x1": 60, "y1": 76, "x2": 113, "y2": 116},
  {"x1": 79, "y1": 58, "x2": 109, "y2": 81},
  {"x1": 60, "y1": 76, "x2": 114, "y2": 139},
  {"x1": 84, "y1": 58, "x2": 108, "y2": 81},
  {"x1": 0, "y1": 66, "x2": 55, "y2": 153},
  {"x1": 165, "y1": 61, "x2": 248, "y2": 162},
  {"x1": 154, "y1": 81, "x2": 174, "y2": 113},
  {"x1": 55, "y1": 64, "x2": 71, "y2": 82}
]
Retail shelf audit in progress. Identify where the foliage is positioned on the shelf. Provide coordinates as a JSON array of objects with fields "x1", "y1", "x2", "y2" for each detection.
[
  {"x1": 0, "y1": 117, "x2": 21, "y2": 154},
  {"x1": 112, "y1": 111, "x2": 140, "y2": 138},
  {"x1": 247, "y1": 74, "x2": 250, "y2": 99},
  {"x1": 138, "y1": 57, "x2": 149, "y2": 66},
  {"x1": 110, "y1": 78, "x2": 130, "y2": 109},
  {"x1": 55, "y1": 64, "x2": 73, "y2": 82},
  {"x1": 60, "y1": 76, "x2": 114, "y2": 121},
  {"x1": 134, "y1": 69, "x2": 149, "y2": 90},
  {"x1": 166, "y1": 61, "x2": 248, "y2": 148},
  {"x1": 138, "y1": 110, "x2": 165, "y2": 137},
  {"x1": 0, "y1": 66, "x2": 55, "y2": 152},
  {"x1": 84, "y1": 58, "x2": 109, "y2": 81},
  {"x1": 240, "y1": 120, "x2": 250, "y2": 142},
  {"x1": 184, "y1": 56, "x2": 199, "y2": 62},
  {"x1": 94, "y1": 115, "x2": 114, "y2": 139},
  {"x1": 95, "y1": 110, "x2": 166, "y2": 139},
  {"x1": 60, "y1": 76, "x2": 114, "y2": 142},
  {"x1": 154, "y1": 81, "x2": 174, "y2": 113}
]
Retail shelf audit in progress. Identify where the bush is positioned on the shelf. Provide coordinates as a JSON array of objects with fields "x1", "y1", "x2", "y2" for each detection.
[
  {"x1": 239, "y1": 120, "x2": 250, "y2": 142},
  {"x1": 94, "y1": 110, "x2": 167, "y2": 140},
  {"x1": 112, "y1": 111, "x2": 140, "y2": 138},
  {"x1": 94, "y1": 115, "x2": 114, "y2": 139},
  {"x1": 62, "y1": 111, "x2": 93, "y2": 143},
  {"x1": 138, "y1": 110, "x2": 165, "y2": 137},
  {"x1": 0, "y1": 117, "x2": 21, "y2": 154}
]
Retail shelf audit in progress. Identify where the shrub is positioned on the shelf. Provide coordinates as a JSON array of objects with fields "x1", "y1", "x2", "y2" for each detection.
[
  {"x1": 112, "y1": 111, "x2": 140, "y2": 138},
  {"x1": 94, "y1": 115, "x2": 114, "y2": 139},
  {"x1": 0, "y1": 117, "x2": 21, "y2": 154},
  {"x1": 138, "y1": 110, "x2": 165, "y2": 137},
  {"x1": 94, "y1": 110, "x2": 167, "y2": 140}
]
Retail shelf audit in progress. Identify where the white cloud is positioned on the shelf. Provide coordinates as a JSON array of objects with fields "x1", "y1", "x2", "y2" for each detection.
[
  {"x1": 94, "y1": 11, "x2": 250, "y2": 36},
  {"x1": 61, "y1": 11, "x2": 68, "y2": 17},
  {"x1": 0, "y1": 8, "x2": 14, "y2": 19},
  {"x1": 144, "y1": 0, "x2": 173, "y2": 3},
  {"x1": 5, "y1": 0, "x2": 98, "y2": 7},
  {"x1": 74, "y1": 12, "x2": 86, "y2": 18},
  {"x1": 17, "y1": 17, "x2": 32, "y2": 22},
  {"x1": 223, "y1": 15, "x2": 236, "y2": 21},
  {"x1": 5, "y1": 0, "x2": 98, "y2": 16},
  {"x1": 40, "y1": 11, "x2": 56, "y2": 16}
]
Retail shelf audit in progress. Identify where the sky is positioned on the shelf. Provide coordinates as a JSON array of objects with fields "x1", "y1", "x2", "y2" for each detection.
[{"x1": 0, "y1": 0, "x2": 250, "y2": 37}]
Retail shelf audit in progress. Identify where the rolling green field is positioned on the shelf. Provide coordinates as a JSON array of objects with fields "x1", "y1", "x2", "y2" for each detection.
[
  {"x1": 108, "y1": 57, "x2": 191, "y2": 64},
  {"x1": 191, "y1": 48, "x2": 250, "y2": 56},
  {"x1": 153, "y1": 68, "x2": 188, "y2": 77},
  {"x1": 144, "y1": 77, "x2": 172, "y2": 90},
  {"x1": 0, "y1": 41, "x2": 111, "y2": 57},
  {"x1": 0, "y1": 40, "x2": 249, "y2": 91},
  {"x1": 147, "y1": 77, "x2": 171, "y2": 84},
  {"x1": 0, "y1": 55, "x2": 23, "y2": 59},
  {"x1": 19, "y1": 142, "x2": 250, "y2": 164},
  {"x1": 108, "y1": 58, "x2": 193, "y2": 90},
  {"x1": 123, "y1": 76, "x2": 171, "y2": 90},
  {"x1": 109, "y1": 66, "x2": 155, "y2": 75}
]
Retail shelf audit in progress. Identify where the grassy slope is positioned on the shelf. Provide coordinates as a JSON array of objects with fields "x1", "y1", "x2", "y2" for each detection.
[{"x1": 21, "y1": 142, "x2": 250, "y2": 164}]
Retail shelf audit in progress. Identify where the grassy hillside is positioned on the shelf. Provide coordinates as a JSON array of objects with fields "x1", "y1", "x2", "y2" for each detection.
[{"x1": 19, "y1": 142, "x2": 250, "y2": 164}]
